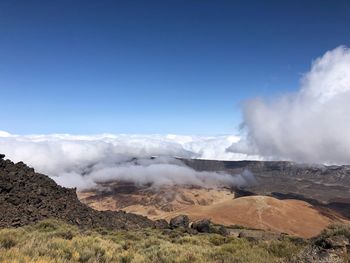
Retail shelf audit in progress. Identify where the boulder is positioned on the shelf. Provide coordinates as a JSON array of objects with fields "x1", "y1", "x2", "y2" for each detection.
[
  {"x1": 192, "y1": 219, "x2": 211, "y2": 233},
  {"x1": 216, "y1": 225, "x2": 229, "y2": 236},
  {"x1": 169, "y1": 215, "x2": 189, "y2": 229},
  {"x1": 323, "y1": 235, "x2": 349, "y2": 249},
  {"x1": 154, "y1": 219, "x2": 169, "y2": 229},
  {"x1": 298, "y1": 247, "x2": 338, "y2": 263}
]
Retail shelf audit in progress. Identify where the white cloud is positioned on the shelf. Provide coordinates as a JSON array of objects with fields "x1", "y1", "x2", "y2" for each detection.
[
  {"x1": 5, "y1": 47, "x2": 346, "y2": 186},
  {"x1": 0, "y1": 130, "x2": 11, "y2": 137},
  {"x1": 228, "y1": 46, "x2": 350, "y2": 164},
  {"x1": 0, "y1": 133, "x2": 257, "y2": 189}
]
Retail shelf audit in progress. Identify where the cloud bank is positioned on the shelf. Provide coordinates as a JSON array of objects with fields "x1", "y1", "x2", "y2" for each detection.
[
  {"x1": 229, "y1": 46, "x2": 350, "y2": 164},
  {"x1": 3, "y1": 46, "x2": 347, "y2": 187},
  {"x1": 0, "y1": 132, "x2": 257, "y2": 189}
]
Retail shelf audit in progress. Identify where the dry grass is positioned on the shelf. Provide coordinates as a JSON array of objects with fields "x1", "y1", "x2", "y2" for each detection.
[{"x1": 0, "y1": 219, "x2": 307, "y2": 263}]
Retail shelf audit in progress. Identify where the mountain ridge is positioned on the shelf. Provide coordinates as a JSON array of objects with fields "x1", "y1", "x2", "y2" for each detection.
[{"x1": 0, "y1": 154, "x2": 155, "y2": 229}]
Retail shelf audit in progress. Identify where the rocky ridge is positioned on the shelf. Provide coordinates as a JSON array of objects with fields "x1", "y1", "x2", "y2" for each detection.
[{"x1": 0, "y1": 154, "x2": 154, "y2": 229}]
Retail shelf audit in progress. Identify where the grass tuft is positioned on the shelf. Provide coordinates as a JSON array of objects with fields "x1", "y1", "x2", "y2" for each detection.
[{"x1": 0, "y1": 219, "x2": 347, "y2": 263}]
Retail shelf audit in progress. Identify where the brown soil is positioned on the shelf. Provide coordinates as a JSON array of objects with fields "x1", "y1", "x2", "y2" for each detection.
[{"x1": 78, "y1": 184, "x2": 348, "y2": 238}]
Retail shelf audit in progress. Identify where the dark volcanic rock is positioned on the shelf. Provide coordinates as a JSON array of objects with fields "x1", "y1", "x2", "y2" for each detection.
[
  {"x1": 323, "y1": 235, "x2": 349, "y2": 249},
  {"x1": 294, "y1": 225, "x2": 350, "y2": 262},
  {"x1": 169, "y1": 215, "x2": 189, "y2": 229},
  {"x1": 296, "y1": 243, "x2": 349, "y2": 263},
  {"x1": 192, "y1": 219, "x2": 211, "y2": 233},
  {"x1": 0, "y1": 155, "x2": 155, "y2": 229},
  {"x1": 154, "y1": 219, "x2": 169, "y2": 229}
]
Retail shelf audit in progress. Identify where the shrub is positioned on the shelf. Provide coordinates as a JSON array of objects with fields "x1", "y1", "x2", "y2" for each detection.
[
  {"x1": 0, "y1": 229, "x2": 22, "y2": 249},
  {"x1": 31, "y1": 219, "x2": 60, "y2": 232},
  {"x1": 313, "y1": 223, "x2": 350, "y2": 249},
  {"x1": 318, "y1": 223, "x2": 350, "y2": 239},
  {"x1": 209, "y1": 235, "x2": 229, "y2": 246},
  {"x1": 266, "y1": 239, "x2": 304, "y2": 260},
  {"x1": 0, "y1": 219, "x2": 317, "y2": 263}
]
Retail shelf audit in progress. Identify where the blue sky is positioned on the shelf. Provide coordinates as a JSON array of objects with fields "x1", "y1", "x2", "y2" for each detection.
[{"x1": 0, "y1": 0, "x2": 349, "y2": 135}]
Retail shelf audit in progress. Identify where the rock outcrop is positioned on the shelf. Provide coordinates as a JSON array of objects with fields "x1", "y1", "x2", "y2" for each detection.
[
  {"x1": 191, "y1": 219, "x2": 211, "y2": 233},
  {"x1": 169, "y1": 215, "x2": 189, "y2": 229},
  {"x1": 294, "y1": 224, "x2": 350, "y2": 263},
  {"x1": 0, "y1": 155, "x2": 155, "y2": 229}
]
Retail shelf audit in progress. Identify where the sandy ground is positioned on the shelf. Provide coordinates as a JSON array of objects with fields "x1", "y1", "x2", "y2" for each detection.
[{"x1": 78, "y1": 186, "x2": 347, "y2": 238}]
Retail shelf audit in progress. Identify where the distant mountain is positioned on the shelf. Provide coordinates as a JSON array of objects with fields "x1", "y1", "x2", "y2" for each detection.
[{"x1": 181, "y1": 159, "x2": 350, "y2": 218}]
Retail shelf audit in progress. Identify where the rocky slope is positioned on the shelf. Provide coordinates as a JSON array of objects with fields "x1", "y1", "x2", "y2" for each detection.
[{"x1": 0, "y1": 154, "x2": 154, "y2": 229}]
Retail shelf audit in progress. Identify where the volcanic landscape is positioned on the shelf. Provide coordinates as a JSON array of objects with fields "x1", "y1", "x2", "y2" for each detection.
[{"x1": 78, "y1": 158, "x2": 350, "y2": 238}]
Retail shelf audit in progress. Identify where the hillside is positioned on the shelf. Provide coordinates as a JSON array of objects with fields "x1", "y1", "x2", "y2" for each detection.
[
  {"x1": 0, "y1": 154, "x2": 349, "y2": 262},
  {"x1": 77, "y1": 157, "x2": 350, "y2": 238},
  {"x1": 79, "y1": 184, "x2": 347, "y2": 238},
  {"x1": 0, "y1": 154, "x2": 154, "y2": 229},
  {"x1": 181, "y1": 159, "x2": 350, "y2": 218}
]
